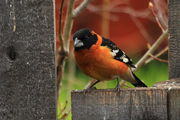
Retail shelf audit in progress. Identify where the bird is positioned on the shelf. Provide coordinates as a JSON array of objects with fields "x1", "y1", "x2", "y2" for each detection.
[{"x1": 73, "y1": 28, "x2": 147, "y2": 89}]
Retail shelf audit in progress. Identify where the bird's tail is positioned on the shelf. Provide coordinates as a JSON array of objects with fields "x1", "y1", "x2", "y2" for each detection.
[{"x1": 131, "y1": 73, "x2": 147, "y2": 87}]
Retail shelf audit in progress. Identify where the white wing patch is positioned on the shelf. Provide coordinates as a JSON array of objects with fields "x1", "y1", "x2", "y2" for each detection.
[
  {"x1": 102, "y1": 38, "x2": 135, "y2": 67},
  {"x1": 110, "y1": 52, "x2": 116, "y2": 57},
  {"x1": 110, "y1": 49, "x2": 119, "y2": 57},
  {"x1": 112, "y1": 49, "x2": 119, "y2": 53},
  {"x1": 123, "y1": 57, "x2": 129, "y2": 63},
  {"x1": 110, "y1": 49, "x2": 129, "y2": 63},
  {"x1": 117, "y1": 52, "x2": 129, "y2": 63}
]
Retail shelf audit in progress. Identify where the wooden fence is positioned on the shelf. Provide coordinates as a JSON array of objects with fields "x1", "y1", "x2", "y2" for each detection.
[
  {"x1": 0, "y1": 0, "x2": 55, "y2": 120},
  {"x1": 71, "y1": 0, "x2": 180, "y2": 120},
  {"x1": 0, "y1": 0, "x2": 179, "y2": 120}
]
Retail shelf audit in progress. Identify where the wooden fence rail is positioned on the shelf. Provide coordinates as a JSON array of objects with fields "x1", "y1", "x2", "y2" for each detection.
[
  {"x1": 71, "y1": 0, "x2": 180, "y2": 120},
  {"x1": 0, "y1": 0, "x2": 55, "y2": 120},
  {"x1": 72, "y1": 87, "x2": 180, "y2": 120}
]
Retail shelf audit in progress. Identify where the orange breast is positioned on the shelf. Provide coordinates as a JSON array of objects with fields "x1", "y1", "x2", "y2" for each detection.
[{"x1": 74, "y1": 45, "x2": 128, "y2": 81}]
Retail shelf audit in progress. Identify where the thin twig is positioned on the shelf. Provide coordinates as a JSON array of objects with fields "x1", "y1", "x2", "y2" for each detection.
[
  {"x1": 145, "y1": 46, "x2": 168, "y2": 64},
  {"x1": 59, "y1": 0, "x2": 65, "y2": 51},
  {"x1": 72, "y1": 0, "x2": 92, "y2": 18},
  {"x1": 148, "y1": 53, "x2": 168, "y2": 63},
  {"x1": 60, "y1": 101, "x2": 68, "y2": 114},
  {"x1": 57, "y1": 0, "x2": 92, "y2": 93},
  {"x1": 102, "y1": 0, "x2": 110, "y2": 37},
  {"x1": 56, "y1": 0, "x2": 64, "y2": 99},
  {"x1": 57, "y1": 0, "x2": 90, "y2": 91},
  {"x1": 87, "y1": 4, "x2": 155, "y2": 21},
  {"x1": 149, "y1": 2, "x2": 165, "y2": 32},
  {"x1": 57, "y1": 0, "x2": 75, "y2": 96},
  {"x1": 63, "y1": 0, "x2": 75, "y2": 52},
  {"x1": 146, "y1": 43, "x2": 151, "y2": 49},
  {"x1": 149, "y1": 0, "x2": 168, "y2": 30},
  {"x1": 60, "y1": 110, "x2": 71, "y2": 119},
  {"x1": 56, "y1": 0, "x2": 68, "y2": 96},
  {"x1": 57, "y1": 0, "x2": 92, "y2": 118},
  {"x1": 134, "y1": 29, "x2": 169, "y2": 71}
]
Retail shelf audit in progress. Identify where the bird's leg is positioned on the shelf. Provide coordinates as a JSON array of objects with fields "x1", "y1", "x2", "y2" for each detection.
[
  {"x1": 84, "y1": 79, "x2": 100, "y2": 90},
  {"x1": 115, "y1": 78, "x2": 121, "y2": 91}
]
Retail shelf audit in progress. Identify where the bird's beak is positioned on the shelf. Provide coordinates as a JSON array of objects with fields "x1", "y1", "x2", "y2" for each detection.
[{"x1": 74, "y1": 38, "x2": 84, "y2": 47}]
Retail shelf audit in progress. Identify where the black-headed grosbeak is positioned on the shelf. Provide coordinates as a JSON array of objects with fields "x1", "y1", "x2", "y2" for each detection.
[{"x1": 73, "y1": 28, "x2": 147, "y2": 89}]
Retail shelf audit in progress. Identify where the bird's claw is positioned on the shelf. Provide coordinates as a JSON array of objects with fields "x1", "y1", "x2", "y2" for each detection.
[
  {"x1": 114, "y1": 83, "x2": 121, "y2": 92},
  {"x1": 83, "y1": 87, "x2": 97, "y2": 94}
]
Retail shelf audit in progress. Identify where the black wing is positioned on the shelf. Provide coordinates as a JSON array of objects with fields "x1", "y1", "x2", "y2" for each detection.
[{"x1": 101, "y1": 37, "x2": 136, "y2": 68}]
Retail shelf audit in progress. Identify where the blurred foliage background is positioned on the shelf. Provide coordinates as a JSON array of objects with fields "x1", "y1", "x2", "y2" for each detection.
[{"x1": 56, "y1": 0, "x2": 168, "y2": 119}]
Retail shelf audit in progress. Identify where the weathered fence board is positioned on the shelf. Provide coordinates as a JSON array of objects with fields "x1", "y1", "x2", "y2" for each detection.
[
  {"x1": 72, "y1": 88, "x2": 180, "y2": 120},
  {"x1": 0, "y1": 0, "x2": 55, "y2": 120},
  {"x1": 169, "y1": 88, "x2": 180, "y2": 120},
  {"x1": 169, "y1": 0, "x2": 180, "y2": 78},
  {"x1": 72, "y1": 88, "x2": 168, "y2": 120},
  {"x1": 72, "y1": 0, "x2": 180, "y2": 120}
]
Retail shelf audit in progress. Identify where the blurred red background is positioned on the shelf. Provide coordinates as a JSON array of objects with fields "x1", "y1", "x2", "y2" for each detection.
[{"x1": 56, "y1": 0, "x2": 167, "y2": 56}]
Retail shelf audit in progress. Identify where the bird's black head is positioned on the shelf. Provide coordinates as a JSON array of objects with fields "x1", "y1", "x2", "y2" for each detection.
[{"x1": 73, "y1": 28, "x2": 98, "y2": 51}]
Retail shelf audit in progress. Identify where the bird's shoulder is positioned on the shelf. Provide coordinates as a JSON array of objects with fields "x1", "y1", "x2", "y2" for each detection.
[{"x1": 101, "y1": 37, "x2": 136, "y2": 68}]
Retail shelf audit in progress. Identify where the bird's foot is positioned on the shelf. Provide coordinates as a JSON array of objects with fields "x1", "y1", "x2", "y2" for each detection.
[
  {"x1": 114, "y1": 83, "x2": 121, "y2": 92},
  {"x1": 114, "y1": 78, "x2": 121, "y2": 92},
  {"x1": 83, "y1": 86, "x2": 97, "y2": 94}
]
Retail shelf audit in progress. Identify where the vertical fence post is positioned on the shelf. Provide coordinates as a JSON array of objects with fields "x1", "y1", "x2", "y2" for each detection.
[
  {"x1": 169, "y1": 0, "x2": 180, "y2": 79},
  {"x1": 168, "y1": 0, "x2": 180, "y2": 120},
  {"x1": 0, "y1": 0, "x2": 56, "y2": 119}
]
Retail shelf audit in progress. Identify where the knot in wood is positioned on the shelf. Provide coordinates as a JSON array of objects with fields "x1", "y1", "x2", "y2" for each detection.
[{"x1": 6, "y1": 46, "x2": 17, "y2": 61}]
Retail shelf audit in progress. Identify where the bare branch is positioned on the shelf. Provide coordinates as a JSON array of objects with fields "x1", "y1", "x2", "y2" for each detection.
[
  {"x1": 87, "y1": 4, "x2": 155, "y2": 22},
  {"x1": 63, "y1": 0, "x2": 75, "y2": 52},
  {"x1": 149, "y1": 2, "x2": 165, "y2": 32},
  {"x1": 58, "y1": 0, "x2": 65, "y2": 51},
  {"x1": 57, "y1": 0, "x2": 75, "y2": 97},
  {"x1": 148, "y1": 53, "x2": 168, "y2": 63},
  {"x1": 101, "y1": 0, "x2": 110, "y2": 37},
  {"x1": 145, "y1": 46, "x2": 168, "y2": 64},
  {"x1": 56, "y1": 0, "x2": 66, "y2": 100},
  {"x1": 60, "y1": 101, "x2": 68, "y2": 115},
  {"x1": 56, "y1": 50, "x2": 68, "y2": 92},
  {"x1": 149, "y1": 0, "x2": 168, "y2": 31},
  {"x1": 72, "y1": 0, "x2": 92, "y2": 18},
  {"x1": 134, "y1": 29, "x2": 169, "y2": 71},
  {"x1": 57, "y1": 0, "x2": 92, "y2": 95}
]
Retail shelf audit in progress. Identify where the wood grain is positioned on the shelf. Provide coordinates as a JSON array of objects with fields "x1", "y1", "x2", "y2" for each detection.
[
  {"x1": 169, "y1": 0, "x2": 180, "y2": 78},
  {"x1": 72, "y1": 88, "x2": 168, "y2": 120},
  {"x1": 0, "y1": 0, "x2": 55, "y2": 119},
  {"x1": 168, "y1": 88, "x2": 180, "y2": 120}
]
